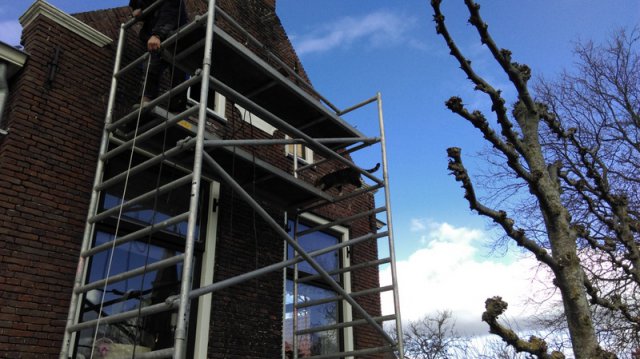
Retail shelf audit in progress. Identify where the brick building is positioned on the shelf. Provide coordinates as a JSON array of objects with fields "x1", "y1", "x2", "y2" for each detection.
[{"x1": 0, "y1": 0, "x2": 402, "y2": 358}]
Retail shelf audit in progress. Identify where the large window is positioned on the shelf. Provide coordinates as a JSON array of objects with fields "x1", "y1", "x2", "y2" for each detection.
[
  {"x1": 284, "y1": 216, "x2": 351, "y2": 358},
  {"x1": 74, "y1": 163, "x2": 218, "y2": 358}
]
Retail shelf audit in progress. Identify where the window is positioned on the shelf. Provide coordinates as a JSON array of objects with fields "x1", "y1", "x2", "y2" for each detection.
[
  {"x1": 73, "y1": 162, "x2": 219, "y2": 358},
  {"x1": 285, "y1": 140, "x2": 314, "y2": 165},
  {"x1": 284, "y1": 215, "x2": 352, "y2": 358},
  {"x1": 187, "y1": 82, "x2": 226, "y2": 121}
]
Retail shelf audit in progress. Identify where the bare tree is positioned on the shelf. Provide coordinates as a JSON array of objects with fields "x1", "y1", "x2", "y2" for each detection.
[
  {"x1": 534, "y1": 28, "x2": 640, "y2": 356},
  {"x1": 429, "y1": 0, "x2": 637, "y2": 357},
  {"x1": 402, "y1": 311, "x2": 471, "y2": 359}
]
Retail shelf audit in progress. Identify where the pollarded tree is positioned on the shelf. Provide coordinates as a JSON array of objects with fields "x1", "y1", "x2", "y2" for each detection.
[
  {"x1": 430, "y1": 0, "x2": 630, "y2": 357},
  {"x1": 534, "y1": 28, "x2": 640, "y2": 355}
]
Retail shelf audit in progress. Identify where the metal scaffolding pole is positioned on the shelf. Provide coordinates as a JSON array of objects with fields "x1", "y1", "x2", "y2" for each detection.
[
  {"x1": 377, "y1": 92, "x2": 405, "y2": 358},
  {"x1": 59, "y1": 22, "x2": 128, "y2": 359},
  {"x1": 172, "y1": 0, "x2": 216, "y2": 357},
  {"x1": 201, "y1": 153, "x2": 397, "y2": 346}
]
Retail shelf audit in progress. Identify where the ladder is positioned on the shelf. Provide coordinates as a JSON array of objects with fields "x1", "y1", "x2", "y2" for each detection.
[{"x1": 59, "y1": 0, "x2": 405, "y2": 357}]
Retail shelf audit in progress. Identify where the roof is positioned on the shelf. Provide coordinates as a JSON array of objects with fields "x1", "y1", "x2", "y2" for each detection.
[{"x1": 0, "y1": 41, "x2": 27, "y2": 79}]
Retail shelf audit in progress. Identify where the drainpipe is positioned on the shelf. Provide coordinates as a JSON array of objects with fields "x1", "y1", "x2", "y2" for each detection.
[{"x1": 0, "y1": 63, "x2": 8, "y2": 137}]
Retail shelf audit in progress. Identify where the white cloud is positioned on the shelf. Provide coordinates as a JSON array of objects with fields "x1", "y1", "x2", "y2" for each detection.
[
  {"x1": 0, "y1": 20, "x2": 22, "y2": 46},
  {"x1": 381, "y1": 221, "x2": 551, "y2": 335},
  {"x1": 291, "y1": 10, "x2": 420, "y2": 55},
  {"x1": 410, "y1": 218, "x2": 427, "y2": 232}
]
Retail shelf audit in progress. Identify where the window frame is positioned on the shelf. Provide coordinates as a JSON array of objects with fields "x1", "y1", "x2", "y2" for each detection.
[
  {"x1": 186, "y1": 82, "x2": 227, "y2": 122},
  {"x1": 71, "y1": 167, "x2": 220, "y2": 358},
  {"x1": 284, "y1": 136, "x2": 314, "y2": 165},
  {"x1": 283, "y1": 213, "x2": 353, "y2": 358}
]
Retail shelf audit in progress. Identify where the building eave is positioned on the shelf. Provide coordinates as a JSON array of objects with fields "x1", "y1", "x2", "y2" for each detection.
[
  {"x1": 0, "y1": 41, "x2": 28, "y2": 78},
  {"x1": 19, "y1": 0, "x2": 113, "y2": 48}
]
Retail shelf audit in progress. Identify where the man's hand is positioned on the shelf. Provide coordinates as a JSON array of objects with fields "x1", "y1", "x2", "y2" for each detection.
[
  {"x1": 132, "y1": 8, "x2": 142, "y2": 18},
  {"x1": 147, "y1": 35, "x2": 161, "y2": 52}
]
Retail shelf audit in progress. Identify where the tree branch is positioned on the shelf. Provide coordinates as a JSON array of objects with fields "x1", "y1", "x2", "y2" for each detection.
[{"x1": 482, "y1": 296, "x2": 566, "y2": 359}]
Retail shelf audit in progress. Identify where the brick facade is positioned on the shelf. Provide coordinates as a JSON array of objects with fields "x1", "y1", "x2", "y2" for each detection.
[{"x1": 0, "y1": 1, "x2": 384, "y2": 358}]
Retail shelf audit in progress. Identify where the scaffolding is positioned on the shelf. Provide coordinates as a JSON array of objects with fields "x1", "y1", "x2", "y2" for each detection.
[{"x1": 60, "y1": 0, "x2": 404, "y2": 358}]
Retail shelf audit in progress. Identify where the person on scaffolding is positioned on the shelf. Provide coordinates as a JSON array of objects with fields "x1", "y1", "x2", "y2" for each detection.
[{"x1": 129, "y1": 0, "x2": 188, "y2": 113}]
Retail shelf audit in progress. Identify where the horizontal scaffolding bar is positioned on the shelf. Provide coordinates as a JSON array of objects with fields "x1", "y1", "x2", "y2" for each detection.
[
  {"x1": 108, "y1": 136, "x2": 212, "y2": 182},
  {"x1": 296, "y1": 285, "x2": 394, "y2": 309},
  {"x1": 103, "y1": 105, "x2": 200, "y2": 162},
  {"x1": 296, "y1": 314, "x2": 396, "y2": 336},
  {"x1": 306, "y1": 345, "x2": 396, "y2": 359},
  {"x1": 96, "y1": 138, "x2": 195, "y2": 191},
  {"x1": 297, "y1": 257, "x2": 391, "y2": 284},
  {"x1": 207, "y1": 74, "x2": 381, "y2": 185},
  {"x1": 298, "y1": 183, "x2": 385, "y2": 214},
  {"x1": 123, "y1": 0, "x2": 167, "y2": 30},
  {"x1": 83, "y1": 213, "x2": 189, "y2": 257},
  {"x1": 89, "y1": 174, "x2": 193, "y2": 224},
  {"x1": 67, "y1": 296, "x2": 178, "y2": 333},
  {"x1": 203, "y1": 137, "x2": 379, "y2": 148},
  {"x1": 75, "y1": 254, "x2": 185, "y2": 295},
  {"x1": 297, "y1": 207, "x2": 386, "y2": 237},
  {"x1": 296, "y1": 141, "x2": 378, "y2": 173},
  {"x1": 337, "y1": 95, "x2": 378, "y2": 116},
  {"x1": 189, "y1": 228, "x2": 386, "y2": 299},
  {"x1": 214, "y1": 7, "x2": 343, "y2": 113},
  {"x1": 106, "y1": 76, "x2": 201, "y2": 131}
]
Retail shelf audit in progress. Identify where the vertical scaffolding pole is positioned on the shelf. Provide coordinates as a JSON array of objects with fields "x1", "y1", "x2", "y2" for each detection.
[
  {"x1": 59, "y1": 23, "x2": 128, "y2": 359},
  {"x1": 377, "y1": 92, "x2": 404, "y2": 358},
  {"x1": 173, "y1": 0, "x2": 216, "y2": 357}
]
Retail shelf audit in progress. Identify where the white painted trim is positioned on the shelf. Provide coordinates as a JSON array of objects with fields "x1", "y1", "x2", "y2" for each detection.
[
  {"x1": 19, "y1": 0, "x2": 112, "y2": 48},
  {"x1": 187, "y1": 86, "x2": 227, "y2": 121},
  {"x1": 297, "y1": 212, "x2": 354, "y2": 358},
  {"x1": 235, "y1": 104, "x2": 277, "y2": 135},
  {"x1": 284, "y1": 135, "x2": 314, "y2": 164},
  {"x1": 194, "y1": 181, "x2": 221, "y2": 357},
  {"x1": 0, "y1": 42, "x2": 27, "y2": 78}
]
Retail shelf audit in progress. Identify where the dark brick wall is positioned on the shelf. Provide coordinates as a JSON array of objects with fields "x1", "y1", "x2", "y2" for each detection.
[
  {"x1": 0, "y1": 10, "x2": 119, "y2": 357},
  {"x1": 0, "y1": 1, "x2": 383, "y2": 357}
]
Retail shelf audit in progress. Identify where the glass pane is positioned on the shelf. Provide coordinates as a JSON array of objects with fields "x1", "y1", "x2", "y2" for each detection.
[
  {"x1": 284, "y1": 281, "x2": 339, "y2": 358},
  {"x1": 100, "y1": 166, "x2": 201, "y2": 238},
  {"x1": 287, "y1": 221, "x2": 339, "y2": 277},
  {"x1": 75, "y1": 231, "x2": 183, "y2": 357}
]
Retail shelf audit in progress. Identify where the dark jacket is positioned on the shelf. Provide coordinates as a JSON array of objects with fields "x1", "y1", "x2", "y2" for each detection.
[{"x1": 129, "y1": 0, "x2": 188, "y2": 41}]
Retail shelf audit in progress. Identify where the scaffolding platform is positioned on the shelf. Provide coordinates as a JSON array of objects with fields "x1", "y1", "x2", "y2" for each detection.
[{"x1": 60, "y1": 2, "x2": 404, "y2": 358}]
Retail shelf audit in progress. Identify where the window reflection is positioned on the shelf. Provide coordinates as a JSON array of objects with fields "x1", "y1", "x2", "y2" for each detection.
[
  {"x1": 284, "y1": 221, "x2": 341, "y2": 358},
  {"x1": 76, "y1": 233, "x2": 182, "y2": 357}
]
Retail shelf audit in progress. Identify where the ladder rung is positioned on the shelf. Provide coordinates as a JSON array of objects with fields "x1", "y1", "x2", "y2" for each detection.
[
  {"x1": 89, "y1": 174, "x2": 193, "y2": 224},
  {"x1": 296, "y1": 285, "x2": 394, "y2": 309},
  {"x1": 96, "y1": 139, "x2": 195, "y2": 192},
  {"x1": 296, "y1": 314, "x2": 396, "y2": 336},
  {"x1": 305, "y1": 345, "x2": 396, "y2": 359},
  {"x1": 67, "y1": 296, "x2": 179, "y2": 333},
  {"x1": 296, "y1": 207, "x2": 386, "y2": 237},
  {"x1": 75, "y1": 254, "x2": 185, "y2": 295},
  {"x1": 297, "y1": 257, "x2": 391, "y2": 284},
  {"x1": 103, "y1": 105, "x2": 200, "y2": 162},
  {"x1": 106, "y1": 76, "x2": 201, "y2": 133},
  {"x1": 83, "y1": 212, "x2": 190, "y2": 257}
]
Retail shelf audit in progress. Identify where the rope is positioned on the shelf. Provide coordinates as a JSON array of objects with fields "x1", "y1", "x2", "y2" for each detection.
[
  {"x1": 90, "y1": 1, "x2": 189, "y2": 356},
  {"x1": 90, "y1": 55, "x2": 152, "y2": 359}
]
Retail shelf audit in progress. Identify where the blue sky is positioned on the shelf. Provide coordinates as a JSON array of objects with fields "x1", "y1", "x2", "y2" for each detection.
[{"x1": 2, "y1": 0, "x2": 639, "y2": 334}]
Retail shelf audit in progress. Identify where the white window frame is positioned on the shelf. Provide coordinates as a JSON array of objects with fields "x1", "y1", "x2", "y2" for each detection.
[
  {"x1": 193, "y1": 181, "x2": 220, "y2": 357},
  {"x1": 283, "y1": 212, "x2": 353, "y2": 359},
  {"x1": 70, "y1": 181, "x2": 220, "y2": 358},
  {"x1": 186, "y1": 85, "x2": 227, "y2": 122},
  {"x1": 284, "y1": 136, "x2": 314, "y2": 165}
]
